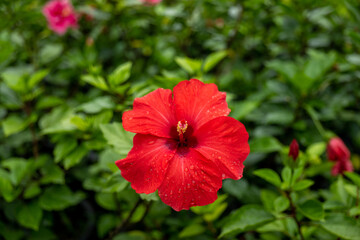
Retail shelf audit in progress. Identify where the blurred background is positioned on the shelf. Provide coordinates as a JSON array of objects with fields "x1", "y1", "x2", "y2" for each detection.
[{"x1": 0, "y1": 0, "x2": 360, "y2": 239}]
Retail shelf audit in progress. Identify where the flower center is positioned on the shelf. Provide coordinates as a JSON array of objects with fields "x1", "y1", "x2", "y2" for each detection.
[
  {"x1": 62, "y1": 7, "x2": 71, "y2": 17},
  {"x1": 177, "y1": 120, "x2": 188, "y2": 144}
]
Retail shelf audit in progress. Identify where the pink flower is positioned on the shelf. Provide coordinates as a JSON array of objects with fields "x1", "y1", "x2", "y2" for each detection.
[
  {"x1": 42, "y1": 0, "x2": 78, "y2": 35},
  {"x1": 116, "y1": 79, "x2": 250, "y2": 211},
  {"x1": 140, "y1": 0, "x2": 162, "y2": 5}
]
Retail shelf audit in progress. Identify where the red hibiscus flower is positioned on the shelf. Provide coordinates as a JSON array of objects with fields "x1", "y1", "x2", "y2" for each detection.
[
  {"x1": 116, "y1": 79, "x2": 250, "y2": 211},
  {"x1": 43, "y1": 0, "x2": 78, "y2": 35}
]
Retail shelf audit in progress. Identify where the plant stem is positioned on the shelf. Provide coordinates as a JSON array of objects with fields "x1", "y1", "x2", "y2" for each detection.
[
  {"x1": 24, "y1": 102, "x2": 38, "y2": 159},
  {"x1": 285, "y1": 191, "x2": 304, "y2": 240},
  {"x1": 305, "y1": 105, "x2": 327, "y2": 139},
  {"x1": 105, "y1": 198, "x2": 142, "y2": 240}
]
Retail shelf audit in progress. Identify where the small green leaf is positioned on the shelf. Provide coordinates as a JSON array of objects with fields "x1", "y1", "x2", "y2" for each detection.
[
  {"x1": 0, "y1": 169, "x2": 15, "y2": 202},
  {"x1": 108, "y1": 62, "x2": 132, "y2": 87},
  {"x1": 249, "y1": 137, "x2": 283, "y2": 153},
  {"x1": 40, "y1": 162, "x2": 65, "y2": 184},
  {"x1": 139, "y1": 191, "x2": 159, "y2": 202},
  {"x1": 274, "y1": 195, "x2": 290, "y2": 213},
  {"x1": 17, "y1": 200, "x2": 42, "y2": 230},
  {"x1": 28, "y1": 69, "x2": 49, "y2": 89},
  {"x1": 254, "y1": 169, "x2": 282, "y2": 187},
  {"x1": 95, "y1": 192, "x2": 117, "y2": 210},
  {"x1": 63, "y1": 145, "x2": 88, "y2": 169},
  {"x1": 203, "y1": 50, "x2": 227, "y2": 73},
  {"x1": 179, "y1": 224, "x2": 206, "y2": 238},
  {"x1": 54, "y1": 138, "x2": 77, "y2": 163},
  {"x1": 2, "y1": 158, "x2": 30, "y2": 186},
  {"x1": 175, "y1": 57, "x2": 202, "y2": 74},
  {"x1": 82, "y1": 75, "x2": 108, "y2": 91},
  {"x1": 77, "y1": 96, "x2": 115, "y2": 114},
  {"x1": 298, "y1": 199, "x2": 324, "y2": 220},
  {"x1": 24, "y1": 183, "x2": 42, "y2": 199},
  {"x1": 2, "y1": 115, "x2": 29, "y2": 137},
  {"x1": 293, "y1": 179, "x2": 314, "y2": 191},
  {"x1": 97, "y1": 214, "x2": 118, "y2": 238},
  {"x1": 39, "y1": 43, "x2": 63, "y2": 64},
  {"x1": 100, "y1": 122, "x2": 134, "y2": 155},
  {"x1": 344, "y1": 172, "x2": 360, "y2": 188},
  {"x1": 220, "y1": 205, "x2": 274, "y2": 238},
  {"x1": 281, "y1": 167, "x2": 292, "y2": 190},
  {"x1": 321, "y1": 216, "x2": 360, "y2": 240},
  {"x1": 39, "y1": 185, "x2": 85, "y2": 211}
]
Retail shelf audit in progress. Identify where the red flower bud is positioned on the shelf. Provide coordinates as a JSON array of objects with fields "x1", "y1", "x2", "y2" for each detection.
[
  {"x1": 327, "y1": 137, "x2": 350, "y2": 162},
  {"x1": 288, "y1": 139, "x2": 299, "y2": 161}
]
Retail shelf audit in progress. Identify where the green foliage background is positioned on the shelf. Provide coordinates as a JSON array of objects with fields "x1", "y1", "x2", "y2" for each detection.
[{"x1": 1, "y1": 0, "x2": 360, "y2": 239}]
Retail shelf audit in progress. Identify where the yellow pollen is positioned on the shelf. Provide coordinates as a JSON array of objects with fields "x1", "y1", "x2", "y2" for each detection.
[{"x1": 177, "y1": 120, "x2": 188, "y2": 135}]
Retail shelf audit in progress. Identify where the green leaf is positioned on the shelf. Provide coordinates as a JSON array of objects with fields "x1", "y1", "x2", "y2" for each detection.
[
  {"x1": 253, "y1": 169, "x2": 282, "y2": 187},
  {"x1": 203, "y1": 50, "x2": 227, "y2": 73},
  {"x1": 0, "y1": 169, "x2": 15, "y2": 202},
  {"x1": 97, "y1": 214, "x2": 118, "y2": 238},
  {"x1": 321, "y1": 217, "x2": 360, "y2": 240},
  {"x1": 39, "y1": 185, "x2": 85, "y2": 211},
  {"x1": 179, "y1": 224, "x2": 206, "y2": 238},
  {"x1": 82, "y1": 75, "x2": 108, "y2": 91},
  {"x1": 108, "y1": 62, "x2": 132, "y2": 87},
  {"x1": 0, "y1": 40, "x2": 14, "y2": 64},
  {"x1": 344, "y1": 172, "x2": 360, "y2": 188},
  {"x1": 95, "y1": 192, "x2": 117, "y2": 210},
  {"x1": 77, "y1": 96, "x2": 115, "y2": 114},
  {"x1": 2, "y1": 115, "x2": 29, "y2": 137},
  {"x1": 191, "y1": 194, "x2": 228, "y2": 222},
  {"x1": 175, "y1": 57, "x2": 202, "y2": 74},
  {"x1": 298, "y1": 199, "x2": 324, "y2": 220},
  {"x1": 24, "y1": 183, "x2": 42, "y2": 199},
  {"x1": 304, "y1": 50, "x2": 336, "y2": 81},
  {"x1": 249, "y1": 137, "x2": 283, "y2": 153},
  {"x1": 54, "y1": 138, "x2": 77, "y2": 163},
  {"x1": 139, "y1": 191, "x2": 159, "y2": 202},
  {"x1": 27, "y1": 69, "x2": 49, "y2": 90},
  {"x1": 103, "y1": 174, "x2": 128, "y2": 193},
  {"x1": 100, "y1": 122, "x2": 135, "y2": 155},
  {"x1": 63, "y1": 145, "x2": 88, "y2": 169},
  {"x1": 260, "y1": 190, "x2": 278, "y2": 211},
  {"x1": 39, "y1": 106, "x2": 77, "y2": 134},
  {"x1": 40, "y1": 161, "x2": 65, "y2": 184},
  {"x1": 1, "y1": 66, "x2": 32, "y2": 93},
  {"x1": 293, "y1": 179, "x2": 314, "y2": 191},
  {"x1": 17, "y1": 200, "x2": 43, "y2": 230},
  {"x1": 39, "y1": 43, "x2": 63, "y2": 64},
  {"x1": 274, "y1": 195, "x2": 290, "y2": 213},
  {"x1": 266, "y1": 60, "x2": 297, "y2": 80},
  {"x1": 2, "y1": 158, "x2": 30, "y2": 186},
  {"x1": 230, "y1": 100, "x2": 259, "y2": 120},
  {"x1": 281, "y1": 167, "x2": 292, "y2": 190},
  {"x1": 220, "y1": 205, "x2": 274, "y2": 238}
]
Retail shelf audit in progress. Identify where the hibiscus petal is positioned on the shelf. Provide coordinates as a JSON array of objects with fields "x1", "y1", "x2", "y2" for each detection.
[
  {"x1": 122, "y1": 88, "x2": 177, "y2": 138},
  {"x1": 194, "y1": 116, "x2": 249, "y2": 180},
  {"x1": 173, "y1": 79, "x2": 230, "y2": 131},
  {"x1": 158, "y1": 148, "x2": 222, "y2": 211},
  {"x1": 116, "y1": 134, "x2": 177, "y2": 194}
]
